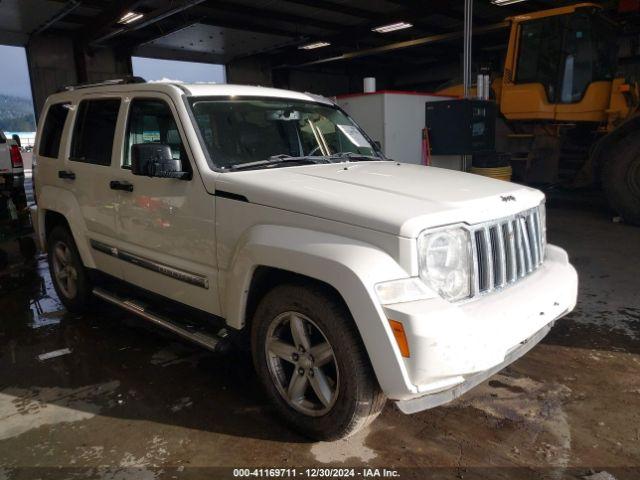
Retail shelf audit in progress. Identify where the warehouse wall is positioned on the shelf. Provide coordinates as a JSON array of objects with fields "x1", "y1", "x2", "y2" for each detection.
[
  {"x1": 226, "y1": 56, "x2": 273, "y2": 86},
  {"x1": 26, "y1": 34, "x2": 131, "y2": 117},
  {"x1": 286, "y1": 70, "x2": 351, "y2": 97},
  {"x1": 226, "y1": 54, "x2": 392, "y2": 97},
  {"x1": 26, "y1": 35, "x2": 77, "y2": 117},
  {"x1": 82, "y1": 48, "x2": 131, "y2": 85}
]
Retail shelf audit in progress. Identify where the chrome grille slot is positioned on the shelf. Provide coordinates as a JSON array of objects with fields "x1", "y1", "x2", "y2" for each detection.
[
  {"x1": 514, "y1": 218, "x2": 526, "y2": 277},
  {"x1": 475, "y1": 230, "x2": 489, "y2": 292},
  {"x1": 504, "y1": 220, "x2": 517, "y2": 283},
  {"x1": 490, "y1": 225, "x2": 506, "y2": 288},
  {"x1": 471, "y1": 205, "x2": 545, "y2": 298}
]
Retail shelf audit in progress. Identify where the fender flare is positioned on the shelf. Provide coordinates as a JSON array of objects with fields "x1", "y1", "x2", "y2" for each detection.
[
  {"x1": 37, "y1": 185, "x2": 96, "y2": 268},
  {"x1": 222, "y1": 224, "x2": 418, "y2": 397}
]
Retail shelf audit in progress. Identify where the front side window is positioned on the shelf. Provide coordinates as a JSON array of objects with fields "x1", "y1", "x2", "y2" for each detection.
[
  {"x1": 70, "y1": 99, "x2": 120, "y2": 166},
  {"x1": 189, "y1": 97, "x2": 379, "y2": 170},
  {"x1": 39, "y1": 103, "x2": 70, "y2": 158},
  {"x1": 516, "y1": 10, "x2": 618, "y2": 104},
  {"x1": 123, "y1": 99, "x2": 188, "y2": 168},
  {"x1": 560, "y1": 12, "x2": 617, "y2": 103},
  {"x1": 515, "y1": 16, "x2": 563, "y2": 102}
]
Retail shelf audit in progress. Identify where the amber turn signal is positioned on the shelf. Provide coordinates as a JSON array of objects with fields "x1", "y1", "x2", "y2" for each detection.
[{"x1": 389, "y1": 320, "x2": 410, "y2": 358}]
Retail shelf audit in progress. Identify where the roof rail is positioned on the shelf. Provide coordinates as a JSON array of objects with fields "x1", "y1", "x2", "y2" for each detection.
[{"x1": 61, "y1": 76, "x2": 146, "y2": 92}]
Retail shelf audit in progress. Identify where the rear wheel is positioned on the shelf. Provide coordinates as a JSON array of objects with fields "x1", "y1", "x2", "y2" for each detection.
[
  {"x1": 251, "y1": 283, "x2": 385, "y2": 440},
  {"x1": 602, "y1": 132, "x2": 640, "y2": 226},
  {"x1": 47, "y1": 226, "x2": 93, "y2": 314}
]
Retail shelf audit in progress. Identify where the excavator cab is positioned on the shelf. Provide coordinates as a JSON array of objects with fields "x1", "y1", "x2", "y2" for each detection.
[{"x1": 500, "y1": 3, "x2": 618, "y2": 122}]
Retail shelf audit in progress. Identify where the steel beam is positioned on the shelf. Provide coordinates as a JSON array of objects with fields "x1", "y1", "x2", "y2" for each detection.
[
  {"x1": 281, "y1": 21, "x2": 509, "y2": 68},
  {"x1": 30, "y1": 0, "x2": 82, "y2": 36},
  {"x1": 463, "y1": 0, "x2": 473, "y2": 98},
  {"x1": 91, "y1": 0, "x2": 207, "y2": 45}
]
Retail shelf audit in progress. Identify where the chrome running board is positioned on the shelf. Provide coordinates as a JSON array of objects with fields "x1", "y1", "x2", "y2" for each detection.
[{"x1": 93, "y1": 287, "x2": 229, "y2": 352}]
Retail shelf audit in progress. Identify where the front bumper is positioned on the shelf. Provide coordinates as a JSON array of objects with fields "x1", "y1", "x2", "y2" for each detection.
[
  {"x1": 381, "y1": 244, "x2": 578, "y2": 410},
  {"x1": 395, "y1": 320, "x2": 556, "y2": 413}
]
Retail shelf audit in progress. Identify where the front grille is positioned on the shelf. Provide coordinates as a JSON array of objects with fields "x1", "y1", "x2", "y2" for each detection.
[{"x1": 471, "y1": 206, "x2": 545, "y2": 296}]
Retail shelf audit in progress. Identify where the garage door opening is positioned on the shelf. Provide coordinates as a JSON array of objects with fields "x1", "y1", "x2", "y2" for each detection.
[
  {"x1": 0, "y1": 45, "x2": 36, "y2": 148},
  {"x1": 131, "y1": 56, "x2": 226, "y2": 84}
]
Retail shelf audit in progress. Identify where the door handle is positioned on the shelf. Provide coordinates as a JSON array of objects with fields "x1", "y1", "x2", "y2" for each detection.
[
  {"x1": 110, "y1": 180, "x2": 134, "y2": 192},
  {"x1": 58, "y1": 170, "x2": 75, "y2": 180}
]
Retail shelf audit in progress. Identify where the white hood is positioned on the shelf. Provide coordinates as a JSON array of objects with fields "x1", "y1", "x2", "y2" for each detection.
[{"x1": 214, "y1": 161, "x2": 545, "y2": 238}]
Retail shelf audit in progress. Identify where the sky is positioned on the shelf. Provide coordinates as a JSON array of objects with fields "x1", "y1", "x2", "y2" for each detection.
[
  {"x1": 132, "y1": 57, "x2": 226, "y2": 84},
  {"x1": 0, "y1": 45, "x2": 33, "y2": 99}
]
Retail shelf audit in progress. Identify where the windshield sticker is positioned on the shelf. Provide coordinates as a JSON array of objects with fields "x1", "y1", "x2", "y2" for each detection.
[{"x1": 337, "y1": 124, "x2": 370, "y2": 148}]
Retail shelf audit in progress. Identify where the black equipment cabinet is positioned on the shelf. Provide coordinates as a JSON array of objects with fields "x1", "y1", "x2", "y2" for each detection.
[{"x1": 425, "y1": 99, "x2": 496, "y2": 155}]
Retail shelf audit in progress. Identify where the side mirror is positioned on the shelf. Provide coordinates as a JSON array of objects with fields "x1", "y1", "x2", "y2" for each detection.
[
  {"x1": 373, "y1": 140, "x2": 382, "y2": 151},
  {"x1": 131, "y1": 143, "x2": 190, "y2": 179}
]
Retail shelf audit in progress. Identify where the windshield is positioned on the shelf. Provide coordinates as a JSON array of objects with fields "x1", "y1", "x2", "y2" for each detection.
[
  {"x1": 188, "y1": 97, "x2": 380, "y2": 170},
  {"x1": 515, "y1": 10, "x2": 618, "y2": 104}
]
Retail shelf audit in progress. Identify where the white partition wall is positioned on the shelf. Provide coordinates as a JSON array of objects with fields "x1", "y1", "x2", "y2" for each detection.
[{"x1": 337, "y1": 91, "x2": 463, "y2": 170}]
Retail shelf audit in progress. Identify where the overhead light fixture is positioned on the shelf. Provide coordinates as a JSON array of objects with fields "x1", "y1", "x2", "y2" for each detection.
[
  {"x1": 491, "y1": 0, "x2": 527, "y2": 5},
  {"x1": 118, "y1": 11, "x2": 144, "y2": 24},
  {"x1": 372, "y1": 21, "x2": 413, "y2": 33},
  {"x1": 298, "y1": 41, "x2": 331, "y2": 50}
]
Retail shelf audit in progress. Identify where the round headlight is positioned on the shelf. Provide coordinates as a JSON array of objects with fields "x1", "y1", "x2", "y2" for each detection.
[{"x1": 418, "y1": 227, "x2": 472, "y2": 302}]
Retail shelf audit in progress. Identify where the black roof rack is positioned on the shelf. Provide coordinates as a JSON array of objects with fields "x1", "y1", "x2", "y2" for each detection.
[{"x1": 60, "y1": 76, "x2": 146, "y2": 92}]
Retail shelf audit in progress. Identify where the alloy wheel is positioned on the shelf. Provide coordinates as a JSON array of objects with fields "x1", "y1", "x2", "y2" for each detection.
[
  {"x1": 265, "y1": 311, "x2": 339, "y2": 416},
  {"x1": 51, "y1": 240, "x2": 78, "y2": 299}
]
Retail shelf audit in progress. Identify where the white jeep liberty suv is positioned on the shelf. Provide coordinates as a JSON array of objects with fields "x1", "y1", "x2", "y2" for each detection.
[{"x1": 30, "y1": 78, "x2": 578, "y2": 440}]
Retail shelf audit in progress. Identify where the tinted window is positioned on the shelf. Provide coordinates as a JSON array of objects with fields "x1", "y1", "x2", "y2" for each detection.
[
  {"x1": 560, "y1": 12, "x2": 618, "y2": 103},
  {"x1": 516, "y1": 12, "x2": 618, "y2": 104},
  {"x1": 70, "y1": 99, "x2": 120, "y2": 166},
  {"x1": 516, "y1": 17, "x2": 563, "y2": 102},
  {"x1": 39, "y1": 103, "x2": 70, "y2": 158},
  {"x1": 124, "y1": 99, "x2": 188, "y2": 168}
]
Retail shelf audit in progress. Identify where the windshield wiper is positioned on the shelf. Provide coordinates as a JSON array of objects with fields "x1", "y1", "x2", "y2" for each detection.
[
  {"x1": 229, "y1": 155, "x2": 328, "y2": 171},
  {"x1": 327, "y1": 152, "x2": 383, "y2": 162}
]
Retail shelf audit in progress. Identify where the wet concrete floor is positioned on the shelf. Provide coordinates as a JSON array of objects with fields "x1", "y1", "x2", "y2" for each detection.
[{"x1": 0, "y1": 195, "x2": 639, "y2": 479}]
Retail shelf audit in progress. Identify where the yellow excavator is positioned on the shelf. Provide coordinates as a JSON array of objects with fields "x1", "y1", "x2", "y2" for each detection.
[{"x1": 438, "y1": 3, "x2": 640, "y2": 225}]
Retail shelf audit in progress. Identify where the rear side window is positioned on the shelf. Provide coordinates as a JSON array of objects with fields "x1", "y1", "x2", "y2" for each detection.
[
  {"x1": 39, "y1": 103, "x2": 70, "y2": 158},
  {"x1": 70, "y1": 99, "x2": 120, "y2": 166}
]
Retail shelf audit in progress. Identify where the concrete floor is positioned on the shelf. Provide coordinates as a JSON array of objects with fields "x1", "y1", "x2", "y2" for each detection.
[{"x1": 0, "y1": 190, "x2": 639, "y2": 480}]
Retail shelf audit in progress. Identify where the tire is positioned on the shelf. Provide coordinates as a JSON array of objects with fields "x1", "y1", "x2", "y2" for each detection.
[
  {"x1": 47, "y1": 225, "x2": 93, "y2": 314},
  {"x1": 602, "y1": 132, "x2": 640, "y2": 226},
  {"x1": 251, "y1": 283, "x2": 385, "y2": 441}
]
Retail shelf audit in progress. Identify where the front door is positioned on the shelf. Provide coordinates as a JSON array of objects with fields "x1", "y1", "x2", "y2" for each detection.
[{"x1": 109, "y1": 94, "x2": 219, "y2": 314}]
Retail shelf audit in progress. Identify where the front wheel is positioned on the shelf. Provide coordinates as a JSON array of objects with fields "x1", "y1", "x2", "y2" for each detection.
[
  {"x1": 251, "y1": 283, "x2": 385, "y2": 441},
  {"x1": 602, "y1": 132, "x2": 640, "y2": 226}
]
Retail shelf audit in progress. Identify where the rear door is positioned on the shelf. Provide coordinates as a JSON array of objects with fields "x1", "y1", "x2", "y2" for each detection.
[
  {"x1": 64, "y1": 96, "x2": 124, "y2": 279},
  {"x1": 109, "y1": 94, "x2": 219, "y2": 314}
]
